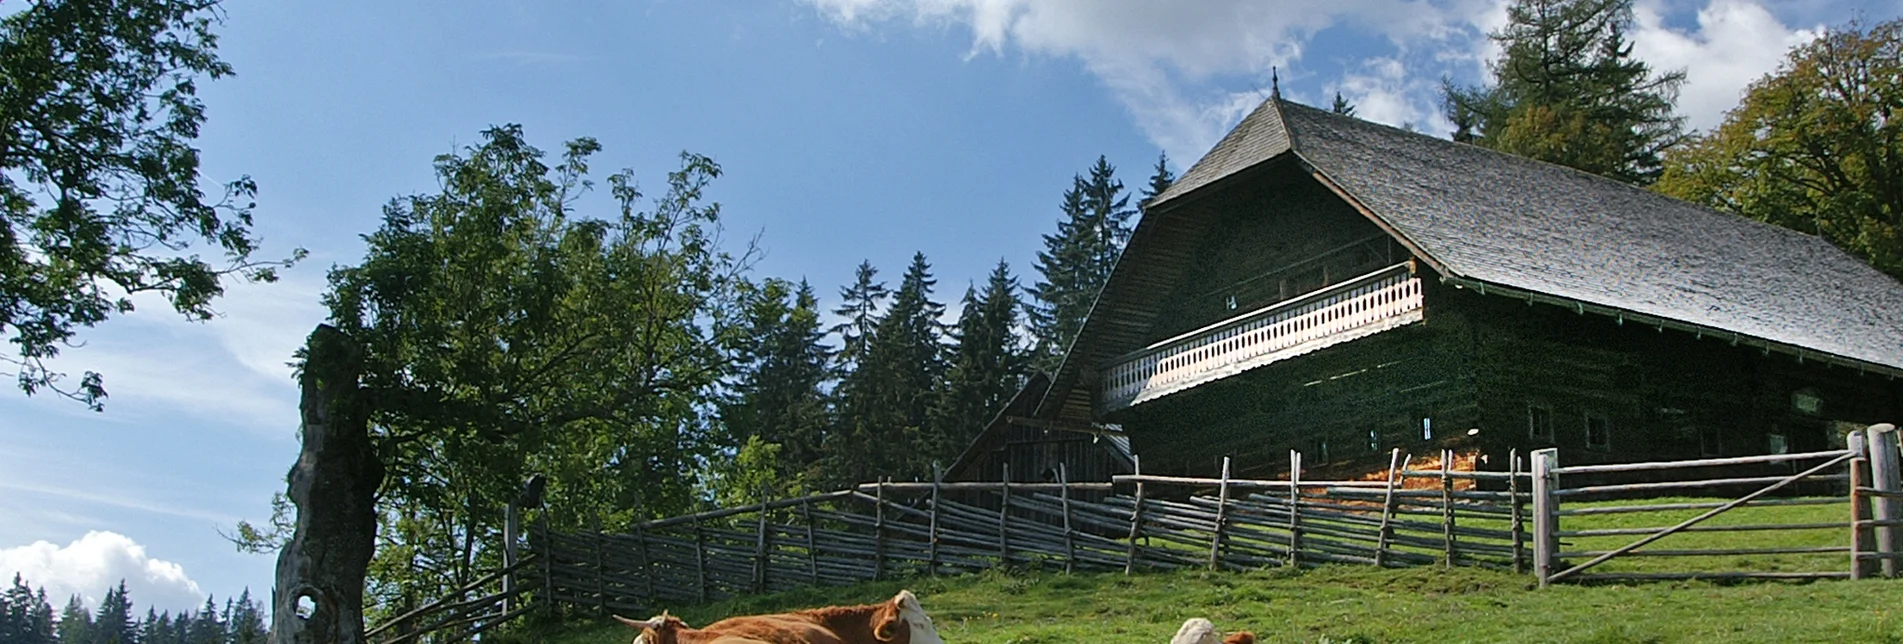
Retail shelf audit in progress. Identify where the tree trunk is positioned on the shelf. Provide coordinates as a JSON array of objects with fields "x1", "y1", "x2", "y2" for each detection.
[{"x1": 271, "y1": 324, "x2": 382, "y2": 644}]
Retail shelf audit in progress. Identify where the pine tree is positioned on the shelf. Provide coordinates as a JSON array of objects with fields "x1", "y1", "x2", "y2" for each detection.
[
  {"x1": 19, "y1": 586, "x2": 56, "y2": 644},
  {"x1": 91, "y1": 583, "x2": 134, "y2": 644},
  {"x1": 57, "y1": 596, "x2": 92, "y2": 644},
  {"x1": 1443, "y1": 0, "x2": 1684, "y2": 184},
  {"x1": 1029, "y1": 157, "x2": 1133, "y2": 371},
  {"x1": 929, "y1": 261, "x2": 1028, "y2": 463},
  {"x1": 1331, "y1": 91, "x2": 1357, "y2": 116}
]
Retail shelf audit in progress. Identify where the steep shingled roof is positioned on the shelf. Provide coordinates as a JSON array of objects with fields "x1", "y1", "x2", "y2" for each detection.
[{"x1": 1040, "y1": 97, "x2": 1903, "y2": 423}]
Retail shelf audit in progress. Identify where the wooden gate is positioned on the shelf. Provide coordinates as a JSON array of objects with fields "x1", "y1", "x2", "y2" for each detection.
[{"x1": 1529, "y1": 423, "x2": 1903, "y2": 585}]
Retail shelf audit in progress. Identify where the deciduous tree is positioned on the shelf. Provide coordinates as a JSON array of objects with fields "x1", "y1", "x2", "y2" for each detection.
[
  {"x1": 0, "y1": 0, "x2": 299, "y2": 408},
  {"x1": 1656, "y1": 19, "x2": 1903, "y2": 279}
]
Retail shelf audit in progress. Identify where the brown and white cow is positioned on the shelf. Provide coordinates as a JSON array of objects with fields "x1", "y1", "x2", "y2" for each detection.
[
  {"x1": 616, "y1": 589, "x2": 946, "y2": 644},
  {"x1": 1170, "y1": 617, "x2": 1255, "y2": 644}
]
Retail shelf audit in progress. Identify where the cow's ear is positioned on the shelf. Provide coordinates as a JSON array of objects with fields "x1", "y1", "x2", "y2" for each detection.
[{"x1": 874, "y1": 602, "x2": 900, "y2": 641}]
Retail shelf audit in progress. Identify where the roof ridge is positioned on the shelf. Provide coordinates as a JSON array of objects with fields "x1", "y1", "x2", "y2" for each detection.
[{"x1": 1276, "y1": 99, "x2": 1849, "y2": 253}]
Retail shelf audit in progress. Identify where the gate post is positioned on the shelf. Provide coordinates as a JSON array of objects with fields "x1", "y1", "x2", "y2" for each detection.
[
  {"x1": 1867, "y1": 424, "x2": 1901, "y2": 578},
  {"x1": 1531, "y1": 448, "x2": 1559, "y2": 587},
  {"x1": 1849, "y1": 429, "x2": 1870, "y2": 580}
]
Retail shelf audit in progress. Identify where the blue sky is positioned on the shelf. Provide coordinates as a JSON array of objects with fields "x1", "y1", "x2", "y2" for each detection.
[{"x1": 2, "y1": 0, "x2": 1897, "y2": 615}]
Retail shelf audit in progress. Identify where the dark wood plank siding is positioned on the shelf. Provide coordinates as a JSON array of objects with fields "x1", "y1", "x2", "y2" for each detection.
[
  {"x1": 1146, "y1": 170, "x2": 1402, "y2": 343},
  {"x1": 1113, "y1": 281, "x2": 1480, "y2": 481}
]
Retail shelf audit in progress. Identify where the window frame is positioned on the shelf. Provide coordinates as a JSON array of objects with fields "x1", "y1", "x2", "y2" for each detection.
[{"x1": 1584, "y1": 413, "x2": 1612, "y2": 452}]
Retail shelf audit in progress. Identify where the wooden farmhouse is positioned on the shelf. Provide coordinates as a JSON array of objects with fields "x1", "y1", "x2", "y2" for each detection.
[{"x1": 950, "y1": 96, "x2": 1903, "y2": 484}]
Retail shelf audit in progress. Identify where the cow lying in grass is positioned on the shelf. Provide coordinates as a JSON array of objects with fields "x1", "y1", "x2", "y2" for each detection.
[
  {"x1": 616, "y1": 590, "x2": 946, "y2": 644},
  {"x1": 1170, "y1": 617, "x2": 1255, "y2": 644}
]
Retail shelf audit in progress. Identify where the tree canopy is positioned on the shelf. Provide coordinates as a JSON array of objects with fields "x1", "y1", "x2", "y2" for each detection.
[
  {"x1": 0, "y1": 0, "x2": 298, "y2": 408},
  {"x1": 1656, "y1": 18, "x2": 1903, "y2": 280},
  {"x1": 1444, "y1": 0, "x2": 1685, "y2": 184}
]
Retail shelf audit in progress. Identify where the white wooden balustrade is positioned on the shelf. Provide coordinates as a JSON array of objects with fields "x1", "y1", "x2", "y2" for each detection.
[{"x1": 1099, "y1": 263, "x2": 1424, "y2": 413}]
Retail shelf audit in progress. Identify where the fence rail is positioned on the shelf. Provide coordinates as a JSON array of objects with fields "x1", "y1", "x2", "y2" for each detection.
[{"x1": 373, "y1": 425, "x2": 1902, "y2": 639}]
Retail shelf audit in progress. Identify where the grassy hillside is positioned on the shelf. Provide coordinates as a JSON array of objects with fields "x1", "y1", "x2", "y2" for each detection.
[
  {"x1": 524, "y1": 565, "x2": 1903, "y2": 644},
  {"x1": 515, "y1": 495, "x2": 1889, "y2": 643}
]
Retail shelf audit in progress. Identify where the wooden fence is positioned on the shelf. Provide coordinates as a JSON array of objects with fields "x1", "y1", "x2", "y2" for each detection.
[
  {"x1": 369, "y1": 424, "x2": 1903, "y2": 640},
  {"x1": 1528, "y1": 423, "x2": 1903, "y2": 585},
  {"x1": 533, "y1": 448, "x2": 1535, "y2": 617}
]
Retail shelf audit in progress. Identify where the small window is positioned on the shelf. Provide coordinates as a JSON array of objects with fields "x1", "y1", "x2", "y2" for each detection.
[
  {"x1": 1421, "y1": 416, "x2": 1434, "y2": 441},
  {"x1": 1791, "y1": 388, "x2": 1823, "y2": 416},
  {"x1": 1527, "y1": 405, "x2": 1553, "y2": 441},
  {"x1": 1698, "y1": 426, "x2": 1721, "y2": 457},
  {"x1": 1585, "y1": 414, "x2": 1611, "y2": 452},
  {"x1": 1368, "y1": 428, "x2": 1380, "y2": 453}
]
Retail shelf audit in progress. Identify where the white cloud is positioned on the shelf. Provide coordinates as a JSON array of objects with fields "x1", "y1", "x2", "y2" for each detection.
[
  {"x1": 28, "y1": 275, "x2": 327, "y2": 435},
  {"x1": 1327, "y1": 57, "x2": 1452, "y2": 133},
  {"x1": 1630, "y1": 0, "x2": 1823, "y2": 131},
  {"x1": 802, "y1": 0, "x2": 1482, "y2": 161},
  {"x1": 0, "y1": 532, "x2": 206, "y2": 613},
  {"x1": 804, "y1": 0, "x2": 1853, "y2": 159}
]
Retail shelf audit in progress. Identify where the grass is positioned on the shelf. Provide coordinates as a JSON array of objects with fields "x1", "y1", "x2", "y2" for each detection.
[
  {"x1": 521, "y1": 565, "x2": 1903, "y2": 644},
  {"x1": 510, "y1": 496, "x2": 1895, "y2": 643}
]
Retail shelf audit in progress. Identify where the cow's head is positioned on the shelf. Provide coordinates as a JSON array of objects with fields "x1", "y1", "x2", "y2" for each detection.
[
  {"x1": 872, "y1": 590, "x2": 944, "y2": 644},
  {"x1": 614, "y1": 612, "x2": 687, "y2": 644}
]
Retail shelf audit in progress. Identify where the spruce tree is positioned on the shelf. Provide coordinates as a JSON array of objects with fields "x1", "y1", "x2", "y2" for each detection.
[
  {"x1": 1029, "y1": 157, "x2": 1133, "y2": 371},
  {"x1": 720, "y1": 278, "x2": 833, "y2": 490},
  {"x1": 1331, "y1": 91, "x2": 1357, "y2": 116},
  {"x1": 929, "y1": 261, "x2": 1028, "y2": 463},
  {"x1": 1443, "y1": 0, "x2": 1684, "y2": 184},
  {"x1": 135, "y1": 609, "x2": 163, "y2": 644},
  {"x1": 57, "y1": 595, "x2": 92, "y2": 644},
  {"x1": 1141, "y1": 152, "x2": 1175, "y2": 205},
  {"x1": 832, "y1": 252, "x2": 946, "y2": 482},
  {"x1": 223, "y1": 590, "x2": 265, "y2": 644},
  {"x1": 829, "y1": 261, "x2": 888, "y2": 375},
  {"x1": 186, "y1": 597, "x2": 221, "y2": 644},
  {"x1": 91, "y1": 583, "x2": 134, "y2": 644}
]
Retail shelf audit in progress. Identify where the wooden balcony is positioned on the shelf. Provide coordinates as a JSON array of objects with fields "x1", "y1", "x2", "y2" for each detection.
[{"x1": 1099, "y1": 263, "x2": 1424, "y2": 414}]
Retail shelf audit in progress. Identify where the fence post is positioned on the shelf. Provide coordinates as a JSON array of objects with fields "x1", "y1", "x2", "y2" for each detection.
[
  {"x1": 1442, "y1": 449, "x2": 1457, "y2": 567},
  {"x1": 592, "y1": 514, "x2": 607, "y2": 614},
  {"x1": 1374, "y1": 450, "x2": 1404, "y2": 568},
  {"x1": 1868, "y1": 424, "x2": 1901, "y2": 578},
  {"x1": 1288, "y1": 450, "x2": 1302, "y2": 568},
  {"x1": 1125, "y1": 454, "x2": 1146, "y2": 575},
  {"x1": 1208, "y1": 456, "x2": 1232, "y2": 571},
  {"x1": 874, "y1": 478, "x2": 888, "y2": 581},
  {"x1": 693, "y1": 516, "x2": 709, "y2": 603},
  {"x1": 754, "y1": 489, "x2": 771, "y2": 595},
  {"x1": 1060, "y1": 463, "x2": 1076, "y2": 574},
  {"x1": 999, "y1": 463, "x2": 1012, "y2": 566},
  {"x1": 1850, "y1": 428, "x2": 1869, "y2": 580},
  {"x1": 800, "y1": 499, "x2": 819, "y2": 586},
  {"x1": 929, "y1": 463, "x2": 942, "y2": 577},
  {"x1": 1531, "y1": 448, "x2": 1559, "y2": 588},
  {"x1": 503, "y1": 503, "x2": 518, "y2": 615},
  {"x1": 1510, "y1": 449, "x2": 1524, "y2": 575},
  {"x1": 538, "y1": 515, "x2": 553, "y2": 617},
  {"x1": 634, "y1": 516, "x2": 655, "y2": 606}
]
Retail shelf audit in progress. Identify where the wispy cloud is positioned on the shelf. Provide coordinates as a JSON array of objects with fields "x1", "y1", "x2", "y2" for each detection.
[
  {"x1": 803, "y1": 0, "x2": 1848, "y2": 158},
  {"x1": 26, "y1": 275, "x2": 327, "y2": 436}
]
